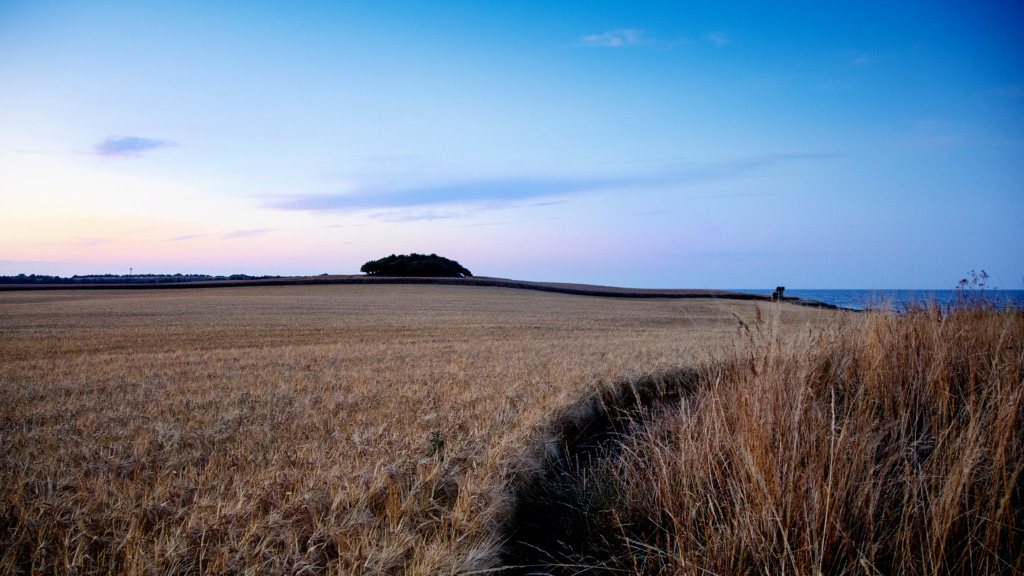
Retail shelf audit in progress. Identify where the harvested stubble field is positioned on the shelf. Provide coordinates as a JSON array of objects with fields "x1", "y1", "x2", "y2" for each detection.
[{"x1": 0, "y1": 284, "x2": 829, "y2": 574}]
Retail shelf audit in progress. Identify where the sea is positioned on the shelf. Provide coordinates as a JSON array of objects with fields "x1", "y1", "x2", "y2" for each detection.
[{"x1": 729, "y1": 289, "x2": 1024, "y2": 311}]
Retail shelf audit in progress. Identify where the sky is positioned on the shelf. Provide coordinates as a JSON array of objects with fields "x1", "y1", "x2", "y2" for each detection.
[{"x1": 1, "y1": 1, "x2": 1022, "y2": 289}]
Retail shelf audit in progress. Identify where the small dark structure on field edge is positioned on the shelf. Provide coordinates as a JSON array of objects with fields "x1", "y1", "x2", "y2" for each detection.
[{"x1": 772, "y1": 286, "x2": 785, "y2": 301}]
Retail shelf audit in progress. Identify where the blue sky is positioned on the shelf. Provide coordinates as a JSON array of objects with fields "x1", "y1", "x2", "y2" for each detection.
[{"x1": 1, "y1": 1, "x2": 1021, "y2": 288}]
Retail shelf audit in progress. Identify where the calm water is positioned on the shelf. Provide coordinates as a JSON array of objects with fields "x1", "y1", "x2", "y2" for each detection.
[{"x1": 731, "y1": 289, "x2": 1024, "y2": 311}]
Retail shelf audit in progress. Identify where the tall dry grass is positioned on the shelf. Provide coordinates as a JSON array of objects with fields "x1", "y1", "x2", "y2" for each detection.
[
  {"x1": 0, "y1": 285, "x2": 830, "y2": 575},
  {"x1": 586, "y1": 302, "x2": 1023, "y2": 574}
]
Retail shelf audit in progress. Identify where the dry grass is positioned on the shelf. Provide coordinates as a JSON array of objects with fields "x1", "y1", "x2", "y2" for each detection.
[
  {"x1": 587, "y1": 302, "x2": 1024, "y2": 575},
  {"x1": 0, "y1": 284, "x2": 830, "y2": 575}
]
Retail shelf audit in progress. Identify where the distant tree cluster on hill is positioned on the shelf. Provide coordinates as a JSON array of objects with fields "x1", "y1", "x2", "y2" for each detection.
[
  {"x1": 0, "y1": 273, "x2": 280, "y2": 285},
  {"x1": 360, "y1": 254, "x2": 472, "y2": 277}
]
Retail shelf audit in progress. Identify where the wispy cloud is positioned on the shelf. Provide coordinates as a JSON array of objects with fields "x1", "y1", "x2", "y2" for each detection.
[
  {"x1": 170, "y1": 234, "x2": 205, "y2": 241},
  {"x1": 528, "y1": 200, "x2": 569, "y2": 208},
  {"x1": 578, "y1": 30, "x2": 728, "y2": 50},
  {"x1": 225, "y1": 228, "x2": 275, "y2": 239},
  {"x1": 897, "y1": 135, "x2": 960, "y2": 150},
  {"x1": 274, "y1": 178, "x2": 598, "y2": 212},
  {"x1": 269, "y1": 153, "x2": 836, "y2": 217},
  {"x1": 462, "y1": 221, "x2": 507, "y2": 228},
  {"x1": 580, "y1": 29, "x2": 646, "y2": 47},
  {"x1": 987, "y1": 83, "x2": 1024, "y2": 98},
  {"x1": 705, "y1": 32, "x2": 730, "y2": 46},
  {"x1": 93, "y1": 136, "x2": 175, "y2": 158},
  {"x1": 367, "y1": 209, "x2": 469, "y2": 223},
  {"x1": 889, "y1": 119, "x2": 960, "y2": 150},
  {"x1": 77, "y1": 237, "x2": 114, "y2": 246}
]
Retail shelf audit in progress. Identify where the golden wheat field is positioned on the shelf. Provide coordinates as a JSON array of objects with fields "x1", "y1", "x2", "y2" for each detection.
[{"x1": 0, "y1": 284, "x2": 833, "y2": 574}]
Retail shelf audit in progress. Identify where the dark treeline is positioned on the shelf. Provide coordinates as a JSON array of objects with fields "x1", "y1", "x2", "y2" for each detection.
[
  {"x1": 0, "y1": 273, "x2": 281, "y2": 285},
  {"x1": 360, "y1": 253, "x2": 472, "y2": 278}
]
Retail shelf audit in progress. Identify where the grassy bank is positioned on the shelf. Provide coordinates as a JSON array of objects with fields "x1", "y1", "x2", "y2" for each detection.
[{"x1": 554, "y1": 302, "x2": 1023, "y2": 574}]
